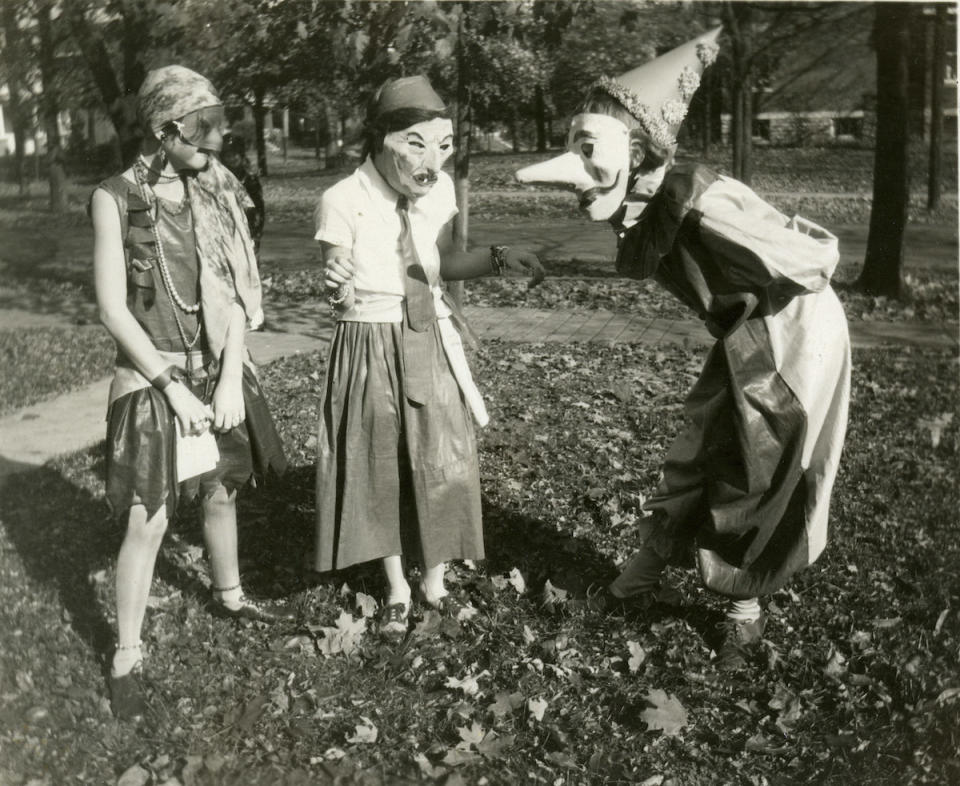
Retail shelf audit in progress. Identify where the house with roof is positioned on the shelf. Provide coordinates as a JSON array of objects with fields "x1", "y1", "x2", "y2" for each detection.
[{"x1": 720, "y1": 4, "x2": 956, "y2": 147}]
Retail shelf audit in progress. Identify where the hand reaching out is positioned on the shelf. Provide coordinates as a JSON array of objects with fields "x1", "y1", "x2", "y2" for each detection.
[{"x1": 503, "y1": 248, "x2": 546, "y2": 288}]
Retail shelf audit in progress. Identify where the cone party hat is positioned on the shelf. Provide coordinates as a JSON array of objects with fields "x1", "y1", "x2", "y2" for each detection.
[{"x1": 593, "y1": 26, "x2": 721, "y2": 148}]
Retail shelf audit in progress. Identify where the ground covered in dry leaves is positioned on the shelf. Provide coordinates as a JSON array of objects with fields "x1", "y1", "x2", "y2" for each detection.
[{"x1": 1, "y1": 341, "x2": 957, "y2": 785}]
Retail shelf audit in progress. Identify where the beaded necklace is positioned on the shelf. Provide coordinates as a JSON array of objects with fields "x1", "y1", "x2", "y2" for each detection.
[
  {"x1": 136, "y1": 154, "x2": 181, "y2": 183},
  {"x1": 132, "y1": 159, "x2": 203, "y2": 357}
]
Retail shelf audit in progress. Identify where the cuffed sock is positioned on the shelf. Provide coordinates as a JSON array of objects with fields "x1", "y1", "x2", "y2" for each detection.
[{"x1": 726, "y1": 597, "x2": 762, "y2": 622}]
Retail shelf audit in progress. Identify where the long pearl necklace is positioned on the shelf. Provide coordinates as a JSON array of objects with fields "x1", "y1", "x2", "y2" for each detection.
[{"x1": 132, "y1": 160, "x2": 203, "y2": 354}]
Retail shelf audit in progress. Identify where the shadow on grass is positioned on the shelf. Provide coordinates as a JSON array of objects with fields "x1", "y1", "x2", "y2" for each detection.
[
  {"x1": 0, "y1": 459, "x2": 116, "y2": 661},
  {"x1": 0, "y1": 454, "x2": 317, "y2": 670}
]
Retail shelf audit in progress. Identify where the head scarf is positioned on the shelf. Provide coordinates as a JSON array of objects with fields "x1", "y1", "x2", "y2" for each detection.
[
  {"x1": 137, "y1": 65, "x2": 222, "y2": 135},
  {"x1": 136, "y1": 65, "x2": 263, "y2": 352}
]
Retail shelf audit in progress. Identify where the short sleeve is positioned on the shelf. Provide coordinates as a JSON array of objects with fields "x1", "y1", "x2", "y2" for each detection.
[
  {"x1": 433, "y1": 172, "x2": 459, "y2": 226},
  {"x1": 314, "y1": 186, "x2": 356, "y2": 247}
]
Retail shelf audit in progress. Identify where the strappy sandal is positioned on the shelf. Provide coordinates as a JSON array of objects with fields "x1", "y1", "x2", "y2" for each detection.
[
  {"x1": 377, "y1": 602, "x2": 410, "y2": 639},
  {"x1": 109, "y1": 662, "x2": 148, "y2": 721}
]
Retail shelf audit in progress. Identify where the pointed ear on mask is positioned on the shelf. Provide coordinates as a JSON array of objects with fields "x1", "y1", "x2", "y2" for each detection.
[{"x1": 629, "y1": 136, "x2": 645, "y2": 170}]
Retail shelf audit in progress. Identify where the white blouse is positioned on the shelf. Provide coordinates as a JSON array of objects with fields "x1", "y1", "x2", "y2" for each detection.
[{"x1": 314, "y1": 156, "x2": 457, "y2": 323}]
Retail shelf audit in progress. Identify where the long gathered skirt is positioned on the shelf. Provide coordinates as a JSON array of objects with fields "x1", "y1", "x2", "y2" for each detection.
[{"x1": 314, "y1": 320, "x2": 484, "y2": 573}]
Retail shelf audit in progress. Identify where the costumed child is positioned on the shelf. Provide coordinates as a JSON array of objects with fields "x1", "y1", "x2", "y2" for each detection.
[
  {"x1": 220, "y1": 131, "x2": 266, "y2": 257},
  {"x1": 517, "y1": 29, "x2": 851, "y2": 669},
  {"x1": 91, "y1": 65, "x2": 290, "y2": 720},
  {"x1": 314, "y1": 75, "x2": 544, "y2": 639}
]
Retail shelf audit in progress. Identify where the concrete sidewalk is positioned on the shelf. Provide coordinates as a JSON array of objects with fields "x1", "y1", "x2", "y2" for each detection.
[
  {"x1": 267, "y1": 301, "x2": 957, "y2": 351},
  {"x1": 0, "y1": 329, "x2": 326, "y2": 479},
  {"x1": 2, "y1": 299, "x2": 956, "y2": 480}
]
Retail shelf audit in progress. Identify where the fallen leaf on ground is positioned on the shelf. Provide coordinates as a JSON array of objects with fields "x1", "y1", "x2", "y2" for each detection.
[
  {"x1": 346, "y1": 717, "x2": 378, "y2": 744},
  {"x1": 628, "y1": 641, "x2": 647, "y2": 673},
  {"x1": 317, "y1": 611, "x2": 367, "y2": 656},
  {"x1": 640, "y1": 689, "x2": 688, "y2": 737},
  {"x1": 528, "y1": 696, "x2": 548, "y2": 721}
]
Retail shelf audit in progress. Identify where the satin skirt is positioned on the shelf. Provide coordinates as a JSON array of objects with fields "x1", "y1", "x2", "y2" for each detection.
[
  {"x1": 105, "y1": 362, "x2": 287, "y2": 520},
  {"x1": 314, "y1": 320, "x2": 483, "y2": 573}
]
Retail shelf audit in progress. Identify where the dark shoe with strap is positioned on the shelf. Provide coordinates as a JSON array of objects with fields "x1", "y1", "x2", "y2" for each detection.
[
  {"x1": 714, "y1": 613, "x2": 767, "y2": 671},
  {"x1": 584, "y1": 584, "x2": 660, "y2": 616},
  {"x1": 377, "y1": 601, "x2": 410, "y2": 640},
  {"x1": 429, "y1": 592, "x2": 477, "y2": 621},
  {"x1": 109, "y1": 662, "x2": 148, "y2": 721},
  {"x1": 211, "y1": 594, "x2": 296, "y2": 624}
]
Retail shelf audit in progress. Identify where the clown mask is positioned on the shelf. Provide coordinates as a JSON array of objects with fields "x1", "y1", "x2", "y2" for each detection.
[
  {"x1": 374, "y1": 117, "x2": 454, "y2": 200},
  {"x1": 517, "y1": 113, "x2": 668, "y2": 222}
]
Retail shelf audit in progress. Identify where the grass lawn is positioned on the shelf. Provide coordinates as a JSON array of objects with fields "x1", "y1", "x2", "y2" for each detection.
[
  {"x1": 0, "y1": 327, "x2": 114, "y2": 416},
  {"x1": 0, "y1": 145, "x2": 957, "y2": 783},
  {"x1": 0, "y1": 342, "x2": 957, "y2": 785}
]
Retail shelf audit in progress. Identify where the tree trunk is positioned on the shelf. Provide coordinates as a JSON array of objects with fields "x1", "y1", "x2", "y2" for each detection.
[
  {"x1": 323, "y1": 100, "x2": 340, "y2": 170},
  {"x1": 534, "y1": 84, "x2": 547, "y2": 152},
  {"x1": 732, "y1": 79, "x2": 745, "y2": 180},
  {"x1": 0, "y1": 0, "x2": 28, "y2": 194},
  {"x1": 450, "y1": 6, "x2": 472, "y2": 310},
  {"x1": 38, "y1": 2, "x2": 67, "y2": 213},
  {"x1": 741, "y1": 69, "x2": 753, "y2": 186},
  {"x1": 726, "y1": 1, "x2": 753, "y2": 185},
  {"x1": 510, "y1": 111, "x2": 520, "y2": 152},
  {"x1": 62, "y1": 2, "x2": 140, "y2": 167},
  {"x1": 907, "y1": 5, "x2": 929, "y2": 138},
  {"x1": 858, "y1": 2, "x2": 912, "y2": 299},
  {"x1": 927, "y1": 2, "x2": 946, "y2": 211},
  {"x1": 253, "y1": 87, "x2": 268, "y2": 177},
  {"x1": 701, "y1": 67, "x2": 712, "y2": 155}
]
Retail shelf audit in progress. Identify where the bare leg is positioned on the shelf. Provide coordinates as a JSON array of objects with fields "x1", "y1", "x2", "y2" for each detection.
[
  {"x1": 202, "y1": 485, "x2": 242, "y2": 606},
  {"x1": 113, "y1": 503, "x2": 168, "y2": 676}
]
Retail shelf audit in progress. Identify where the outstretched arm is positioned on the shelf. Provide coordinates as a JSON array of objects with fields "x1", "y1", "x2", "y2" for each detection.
[{"x1": 437, "y1": 218, "x2": 544, "y2": 286}]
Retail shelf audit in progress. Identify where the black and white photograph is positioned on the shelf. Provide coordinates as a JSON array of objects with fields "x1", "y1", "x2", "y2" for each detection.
[{"x1": 0, "y1": 1, "x2": 957, "y2": 783}]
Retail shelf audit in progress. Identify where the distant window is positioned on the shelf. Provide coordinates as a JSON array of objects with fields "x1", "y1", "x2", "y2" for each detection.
[
  {"x1": 752, "y1": 118, "x2": 771, "y2": 141},
  {"x1": 833, "y1": 117, "x2": 863, "y2": 139}
]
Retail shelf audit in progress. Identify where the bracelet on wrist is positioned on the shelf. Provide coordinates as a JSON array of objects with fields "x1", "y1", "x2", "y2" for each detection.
[
  {"x1": 327, "y1": 282, "x2": 353, "y2": 317},
  {"x1": 327, "y1": 282, "x2": 351, "y2": 306},
  {"x1": 150, "y1": 365, "x2": 176, "y2": 392},
  {"x1": 489, "y1": 245, "x2": 509, "y2": 276}
]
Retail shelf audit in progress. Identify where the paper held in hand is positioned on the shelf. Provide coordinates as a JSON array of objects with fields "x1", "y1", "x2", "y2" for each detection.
[{"x1": 176, "y1": 423, "x2": 220, "y2": 482}]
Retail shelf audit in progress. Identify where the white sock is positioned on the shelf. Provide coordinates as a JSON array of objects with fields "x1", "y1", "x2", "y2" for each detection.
[
  {"x1": 726, "y1": 597, "x2": 762, "y2": 622},
  {"x1": 386, "y1": 585, "x2": 411, "y2": 607},
  {"x1": 420, "y1": 564, "x2": 447, "y2": 603},
  {"x1": 111, "y1": 643, "x2": 143, "y2": 678}
]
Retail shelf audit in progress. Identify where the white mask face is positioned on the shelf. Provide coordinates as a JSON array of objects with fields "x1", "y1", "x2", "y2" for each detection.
[
  {"x1": 374, "y1": 117, "x2": 454, "y2": 199},
  {"x1": 566, "y1": 113, "x2": 632, "y2": 221}
]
